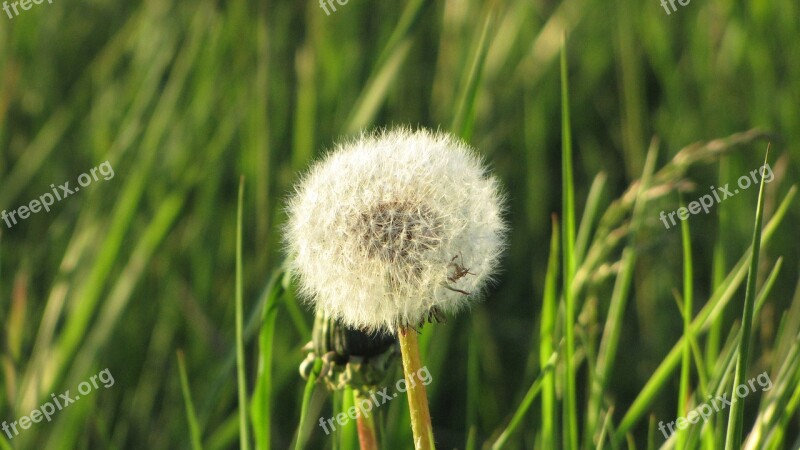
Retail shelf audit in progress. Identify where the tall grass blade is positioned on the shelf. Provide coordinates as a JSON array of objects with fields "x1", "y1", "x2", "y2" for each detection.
[
  {"x1": 724, "y1": 147, "x2": 770, "y2": 450},
  {"x1": 251, "y1": 270, "x2": 287, "y2": 450},
  {"x1": 450, "y1": 10, "x2": 494, "y2": 140},
  {"x1": 560, "y1": 31, "x2": 579, "y2": 450},
  {"x1": 235, "y1": 176, "x2": 250, "y2": 450},
  {"x1": 540, "y1": 216, "x2": 560, "y2": 449},
  {"x1": 676, "y1": 198, "x2": 694, "y2": 449}
]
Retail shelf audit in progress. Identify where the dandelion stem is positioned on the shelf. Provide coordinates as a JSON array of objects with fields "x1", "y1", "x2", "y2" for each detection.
[
  {"x1": 398, "y1": 327, "x2": 436, "y2": 450},
  {"x1": 354, "y1": 390, "x2": 379, "y2": 450}
]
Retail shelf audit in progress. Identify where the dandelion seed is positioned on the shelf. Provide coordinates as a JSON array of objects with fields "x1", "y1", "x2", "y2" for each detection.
[{"x1": 285, "y1": 127, "x2": 507, "y2": 333}]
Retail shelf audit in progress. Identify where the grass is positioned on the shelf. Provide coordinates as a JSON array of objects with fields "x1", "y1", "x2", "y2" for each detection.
[
  {"x1": 560, "y1": 34, "x2": 579, "y2": 450},
  {"x1": 1, "y1": 0, "x2": 800, "y2": 449},
  {"x1": 724, "y1": 149, "x2": 769, "y2": 449},
  {"x1": 177, "y1": 350, "x2": 203, "y2": 450},
  {"x1": 235, "y1": 176, "x2": 250, "y2": 450}
]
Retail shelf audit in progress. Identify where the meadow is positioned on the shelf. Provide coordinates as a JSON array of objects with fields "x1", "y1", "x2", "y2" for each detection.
[{"x1": 0, "y1": 0, "x2": 799, "y2": 449}]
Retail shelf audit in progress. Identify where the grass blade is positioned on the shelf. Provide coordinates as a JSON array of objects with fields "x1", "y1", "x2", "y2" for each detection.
[
  {"x1": 724, "y1": 147, "x2": 771, "y2": 449},
  {"x1": 540, "y1": 216, "x2": 560, "y2": 449},
  {"x1": 295, "y1": 359, "x2": 322, "y2": 450},
  {"x1": 450, "y1": 9, "x2": 494, "y2": 140},
  {"x1": 574, "y1": 173, "x2": 607, "y2": 266},
  {"x1": 235, "y1": 176, "x2": 250, "y2": 450},
  {"x1": 177, "y1": 350, "x2": 204, "y2": 450},
  {"x1": 560, "y1": 31, "x2": 579, "y2": 450},
  {"x1": 491, "y1": 351, "x2": 559, "y2": 449},
  {"x1": 676, "y1": 197, "x2": 694, "y2": 449},
  {"x1": 251, "y1": 270, "x2": 287, "y2": 450}
]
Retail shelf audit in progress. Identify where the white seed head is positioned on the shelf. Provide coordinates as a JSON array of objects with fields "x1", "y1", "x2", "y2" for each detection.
[{"x1": 285, "y1": 127, "x2": 507, "y2": 333}]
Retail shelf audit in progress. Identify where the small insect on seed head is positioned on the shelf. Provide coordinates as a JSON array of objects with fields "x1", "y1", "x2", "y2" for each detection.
[{"x1": 284, "y1": 127, "x2": 507, "y2": 333}]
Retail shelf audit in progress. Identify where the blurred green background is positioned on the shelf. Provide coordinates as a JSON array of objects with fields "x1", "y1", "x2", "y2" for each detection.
[{"x1": 0, "y1": 0, "x2": 798, "y2": 449}]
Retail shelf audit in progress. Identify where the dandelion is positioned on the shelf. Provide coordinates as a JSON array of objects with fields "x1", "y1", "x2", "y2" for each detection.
[
  {"x1": 285, "y1": 127, "x2": 507, "y2": 450},
  {"x1": 285, "y1": 127, "x2": 507, "y2": 333}
]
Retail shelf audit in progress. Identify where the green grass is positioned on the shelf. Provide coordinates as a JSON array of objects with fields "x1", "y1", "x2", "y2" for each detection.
[
  {"x1": 1, "y1": 1, "x2": 800, "y2": 449},
  {"x1": 235, "y1": 177, "x2": 250, "y2": 450},
  {"x1": 177, "y1": 350, "x2": 204, "y2": 450},
  {"x1": 676, "y1": 197, "x2": 694, "y2": 449},
  {"x1": 724, "y1": 149, "x2": 769, "y2": 450},
  {"x1": 560, "y1": 34, "x2": 580, "y2": 450}
]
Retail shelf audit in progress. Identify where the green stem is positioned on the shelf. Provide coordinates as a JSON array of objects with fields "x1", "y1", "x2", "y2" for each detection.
[
  {"x1": 354, "y1": 390, "x2": 379, "y2": 450},
  {"x1": 295, "y1": 359, "x2": 321, "y2": 450},
  {"x1": 398, "y1": 327, "x2": 436, "y2": 450}
]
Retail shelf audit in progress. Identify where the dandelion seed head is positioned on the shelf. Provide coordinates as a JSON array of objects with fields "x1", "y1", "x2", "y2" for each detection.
[{"x1": 285, "y1": 127, "x2": 507, "y2": 333}]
